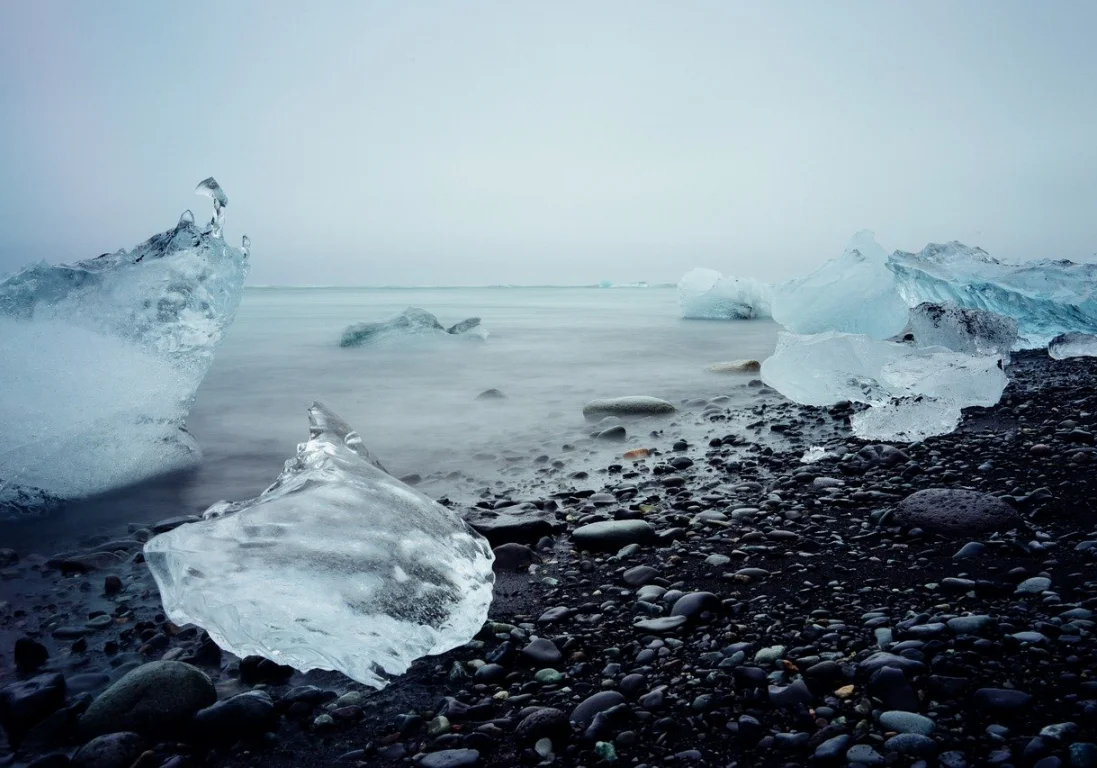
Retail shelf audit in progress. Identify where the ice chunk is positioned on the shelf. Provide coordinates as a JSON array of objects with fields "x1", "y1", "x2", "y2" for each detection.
[
  {"x1": 850, "y1": 397, "x2": 964, "y2": 443},
  {"x1": 678, "y1": 268, "x2": 773, "y2": 320},
  {"x1": 800, "y1": 446, "x2": 833, "y2": 464},
  {"x1": 772, "y1": 231, "x2": 909, "y2": 338},
  {"x1": 909, "y1": 302, "x2": 1018, "y2": 361},
  {"x1": 0, "y1": 179, "x2": 248, "y2": 514},
  {"x1": 195, "y1": 177, "x2": 228, "y2": 237},
  {"x1": 761, "y1": 331, "x2": 1006, "y2": 441},
  {"x1": 1048, "y1": 332, "x2": 1097, "y2": 359},
  {"x1": 888, "y1": 242, "x2": 1097, "y2": 347},
  {"x1": 340, "y1": 307, "x2": 486, "y2": 347},
  {"x1": 143, "y1": 403, "x2": 495, "y2": 689}
]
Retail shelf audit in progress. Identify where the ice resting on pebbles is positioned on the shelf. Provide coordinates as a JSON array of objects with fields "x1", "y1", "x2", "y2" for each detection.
[
  {"x1": 1048, "y1": 332, "x2": 1097, "y2": 360},
  {"x1": 888, "y1": 241, "x2": 1097, "y2": 347},
  {"x1": 761, "y1": 331, "x2": 1007, "y2": 442},
  {"x1": 143, "y1": 402, "x2": 495, "y2": 689},
  {"x1": 0, "y1": 178, "x2": 248, "y2": 515}
]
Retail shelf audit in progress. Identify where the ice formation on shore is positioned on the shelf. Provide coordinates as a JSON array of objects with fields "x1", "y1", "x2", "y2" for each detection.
[
  {"x1": 0, "y1": 179, "x2": 248, "y2": 514},
  {"x1": 678, "y1": 268, "x2": 772, "y2": 320},
  {"x1": 909, "y1": 302, "x2": 1018, "y2": 361},
  {"x1": 888, "y1": 242, "x2": 1097, "y2": 347},
  {"x1": 1048, "y1": 332, "x2": 1097, "y2": 360},
  {"x1": 340, "y1": 307, "x2": 487, "y2": 347},
  {"x1": 761, "y1": 331, "x2": 1007, "y2": 441},
  {"x1": 772, "y1": 231, "x2": 910, "y2": 339},
  {"x1": 144, "y1": 403, "x2": 495, "y2": 689}
]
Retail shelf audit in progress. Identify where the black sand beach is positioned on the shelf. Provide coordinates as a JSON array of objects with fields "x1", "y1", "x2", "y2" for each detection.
[{"x1": 3, "y1": 350, "x2": 1097, "y2": 768}]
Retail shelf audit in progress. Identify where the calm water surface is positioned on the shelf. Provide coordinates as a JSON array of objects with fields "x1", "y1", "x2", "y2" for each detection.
[{"x1": 4, "y1": 286, "x2": 780, "y2": 550}]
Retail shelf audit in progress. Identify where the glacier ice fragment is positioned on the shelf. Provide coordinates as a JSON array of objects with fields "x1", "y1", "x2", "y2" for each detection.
[
  {"x1": 340, "y1": 307, "x2": 486, "y2": 347},
  {"x1": 678, "y1": 268, "x2": 772, "y2": 320},
  {"x1": 888, "y1": 242, "x2": 1097, "y2": 347},
  {"x1": 0, "y1": 178, "x2": 248, "y2": 514},
  {"x1": 772, "y1": 231, "x2": 909, "y2": 339},
  {"x1": 1048, "y1": 332, "x2": 1097, "y2": 360},
  {"x1": 143, "y1": 403, "x2": 495, "y2": 689},
  {"x1": 195, "y1": 177, "x2": 228, "y2": 237},
  {"x1": 909, "y1": 302, "x2": 1017, "y2": 361},
  {"x1": 761, "y1": 331, "x2": 1006, "y2": 441}
]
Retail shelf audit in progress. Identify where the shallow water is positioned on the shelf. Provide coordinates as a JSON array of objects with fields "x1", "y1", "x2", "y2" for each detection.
[{"x1": 3, "y1": 286, "x2": 780, "y2": 551}]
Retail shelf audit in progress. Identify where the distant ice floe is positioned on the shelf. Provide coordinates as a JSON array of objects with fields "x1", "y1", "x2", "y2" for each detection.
[
  {"x1": 340, "y1": 307, "x2": 487, "y2": 347},
  {"x1": 0, "y1": 178, "x2": 248, "y2": 514}
]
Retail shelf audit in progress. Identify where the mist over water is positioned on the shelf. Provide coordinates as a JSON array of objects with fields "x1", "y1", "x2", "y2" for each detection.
[{"x1": 4, "y1": 286, "x2": 782, "y2": 552}]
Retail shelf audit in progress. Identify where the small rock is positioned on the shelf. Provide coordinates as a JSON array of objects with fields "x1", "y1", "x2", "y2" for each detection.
[{"x1": 71, "y1": 732, "x2": 145, "y2": 768}]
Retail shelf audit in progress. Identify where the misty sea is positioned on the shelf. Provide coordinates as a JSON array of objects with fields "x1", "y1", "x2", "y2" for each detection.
[{"x1": 4, "y1": 285, "x2": 781, "y2": 552}]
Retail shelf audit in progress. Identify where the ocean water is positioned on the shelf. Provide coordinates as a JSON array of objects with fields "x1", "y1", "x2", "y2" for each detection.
[{"x1": 4, "y1": 286, "x2": 781, "y2": 551}]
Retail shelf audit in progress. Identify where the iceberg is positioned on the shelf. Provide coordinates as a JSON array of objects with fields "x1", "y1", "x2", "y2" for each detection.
[
  {"x1": 909, "y1": 302, "x2": 1017, "y2": 361},
  {"x1": 0, "y1": 179, "x2": 248, "y2": 515},
  {"x1": 678, "y1": 268, "x2": 772, "y2": 320},
  {"x1": 761, "y1": 331, "x2": 1006, "y2": 441},
  {"x1": 771, "y1": 231, "x2": 910, "y2": 339},
  {"x1": 143, "y1": 403, "x2": 495, "y2": 689},
  {"x1": 888, "y1": 242, "x2": 1097, "y2": 347},
  {"x1": 340, "y1": 307, "x2": 486, "y2": 347},
  {"x1": 1048, "y1": 332, "x2": 1097, "y2": 360}
]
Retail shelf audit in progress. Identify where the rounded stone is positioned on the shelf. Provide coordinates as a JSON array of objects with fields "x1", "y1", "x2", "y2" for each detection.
[
  {"x1": 514, "y1": 707, "x2": 568, "y2": 743},
  {"x1": 570, "y1": 691, "x2": 625, "y2": 726},
  {"x1": 880, "y1": 710, "x2": 936, "y2": 735},
  {"x1": 892, "y1": 489, "x2": 1019, "y2": 535},
  {"x1": 582, "y1": 396, "x2": 676, "y2": 420},
  {"x1": 71, "y1": 732, "x2": 145, "y2": 768},
  {"x1": 80, "y1": 661, "x2": 216, "y2": 738},
  {"x1": 573, "y1": 520, "x2": 655, "y2": 551}
]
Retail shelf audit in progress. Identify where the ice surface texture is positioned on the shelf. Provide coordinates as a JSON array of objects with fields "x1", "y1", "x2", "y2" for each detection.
[
  {"x1": 144, "y1": 403, "x2": 495, "y2": 689},
  {"x1": 340, "y1": 307, "x2": 486, "y2": 347},
  {"x1": 909, "y1": 302, "x2": 1018, "y2": 361},
  {"x1": 888, "y1": 242, "x2": 1097, "y2": 347},
  {"x1": 1049, "y1": 332, "x2": 1097, "y2": 360},
  {"x1": 772, "y1": 231, "x2": 910, "y2": 339},
  {"x1": 761, "y1": 331, "x2": 1006, "y2": 441},
  {"x1": 0, "y1": 179, "x2": 248, "y2": 514},
  {"x1": 678, "y1": 268, "x2": 773, "y2": 320}
]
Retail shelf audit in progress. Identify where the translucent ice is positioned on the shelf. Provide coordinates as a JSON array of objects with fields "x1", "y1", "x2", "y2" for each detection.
[
  {"x1": 909, "y1": 302, "x2": 1018, "y2": 361},
  {"x1": 340, "y1": 307, "x2": 486, "y2": 346},
  {"x1": 1048, "y1": 332, "x2": 1097, "y2": 360},
  {"x1": 888, "y1": 242, "x2": 1097, "y2": 347},
  {"x1": 0, "y1": 179, "x2": 248, "y2": 514},
  {"x1": 772, "y1": 231, "x2": 910, "y2": 338},
  {"x1": 144, "y1": 403, "x2": 495, "y2": 688},
  {"x1": 761, "y1": 331, "x2": 1006, "y2": 441},
  {"x1": 678, "y1": 268, "x2": 773, "y2": 320}
]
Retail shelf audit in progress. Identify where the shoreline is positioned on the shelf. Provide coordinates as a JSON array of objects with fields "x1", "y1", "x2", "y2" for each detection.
[{"x1": 2, "y1": 349, "x2": 1097, "y2": 767}]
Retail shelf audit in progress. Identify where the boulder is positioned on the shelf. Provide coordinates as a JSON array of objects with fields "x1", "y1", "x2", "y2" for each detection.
[
  {"x1": 893, "y1": 489, "x2": 1020, "y2": 535},
  {"x1": 80, "y1": 661, "x2": 215, "y2": 738}
]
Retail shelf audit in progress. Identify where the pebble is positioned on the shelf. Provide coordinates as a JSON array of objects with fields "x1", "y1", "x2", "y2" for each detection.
[{"x1": 879, "y1": 710, "x2": 936, "y2": 735}]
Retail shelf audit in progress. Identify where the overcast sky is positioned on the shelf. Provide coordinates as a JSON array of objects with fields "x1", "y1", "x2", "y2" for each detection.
[{"x1": 1, "y1": 1, "x2": 1095, "y2": 286}]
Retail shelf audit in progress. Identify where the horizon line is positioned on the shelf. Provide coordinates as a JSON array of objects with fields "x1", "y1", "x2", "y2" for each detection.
[{"x1": 245, "y1": 282, "x2": 677, "y2": 290}]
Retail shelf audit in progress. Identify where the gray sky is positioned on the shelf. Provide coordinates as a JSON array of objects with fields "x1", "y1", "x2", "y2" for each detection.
[{"x1": 2, "y1": 1, "x2": 1095, "y2": 286}]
